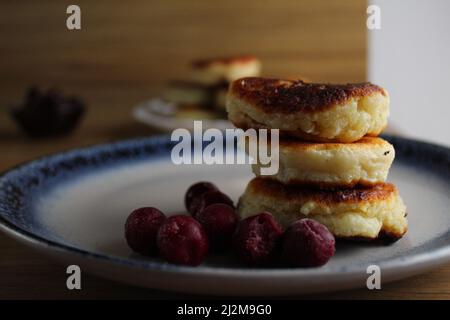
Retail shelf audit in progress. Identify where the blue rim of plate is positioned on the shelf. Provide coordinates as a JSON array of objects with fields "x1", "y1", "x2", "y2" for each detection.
[{"x1": 0, "y1": 134, "x2": 450, "y2": 277}]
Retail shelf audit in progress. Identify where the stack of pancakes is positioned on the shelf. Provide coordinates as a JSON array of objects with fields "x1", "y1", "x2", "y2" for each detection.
[
  {"x1": 164, "y1": 56, "x2": 261, "y2": 115},
  {"x1": 226, "y1": 77, "x2": 408, "y2": 243}
]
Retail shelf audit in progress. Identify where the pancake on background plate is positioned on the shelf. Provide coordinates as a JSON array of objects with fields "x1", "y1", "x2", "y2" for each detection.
[{"x1": 191, "y1": 56, "x2": 262, "y2": 86}]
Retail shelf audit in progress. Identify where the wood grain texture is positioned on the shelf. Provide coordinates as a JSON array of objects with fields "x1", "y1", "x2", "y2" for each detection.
[
  {"x1": 1, "y1": 0, "x2": 449, "y2": 299},
  {"x1": 0, "y1": 0, "x2": 366, "y2": 104},
  {"x1": 1, "y1": 228, "x2": 450, "y2": 300}
]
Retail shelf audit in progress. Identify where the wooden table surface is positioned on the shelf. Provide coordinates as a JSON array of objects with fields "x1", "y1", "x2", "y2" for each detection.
[{"x1": 1, "y1": 0, "x2": 449, "y2": 300}]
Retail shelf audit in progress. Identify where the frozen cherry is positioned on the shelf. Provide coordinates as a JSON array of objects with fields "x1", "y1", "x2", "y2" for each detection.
[
  {"x1": 125, "y1": 207, "x2": 166, "y2": 256},
  {"x1": 10, "y1": 86, "x2": 85, "y2": 137},
  {"x1": 232, "y1": 213, "x2": 283, "y2": 266},
  {"x1": 196, "y1": 203, "x2": 238, "y2": 251},
  {"x1": 185, "y1": 181, "x2": 218, "y2": 213},
  {"x1": 281, "y1": 218, "x2": 335, "y2": 267},
  {"x1": 188, "y1": 190, "x2": 234, "y2": 218},
  {"x1": 157, "y1": 215, "x2": 209, "y2": 266}
]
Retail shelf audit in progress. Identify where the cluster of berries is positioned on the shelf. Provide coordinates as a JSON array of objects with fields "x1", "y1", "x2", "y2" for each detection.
[{"x1": 125, "y1": 182, "x2": 335, "y2": 267}]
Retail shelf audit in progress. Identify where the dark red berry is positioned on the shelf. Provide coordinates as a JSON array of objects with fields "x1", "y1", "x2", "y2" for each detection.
[
  {"x1": 196, "y1": 203, "x2": 238, "y2": 251},
  {"x1": 232, "y1": 213, "x2": 283, "y2": 266},
  {"x1": 188, "y1": 190, "x2": 234, "y2": 218},
  {"x1": 157, "y1": 215, "x2": 209, "y2": 266},
  {"x1": 125, "y1": 207, "x2": 166, "y2": 256},
  {"x1": 185, "y1": 182, "x2": 218, "y2": 213},
  {"x1": 281, "y1": 218, "x2": 335, "y2": 267},
  {"x1": 10, "y1": 86, "x2": 85, "y2": 137}
]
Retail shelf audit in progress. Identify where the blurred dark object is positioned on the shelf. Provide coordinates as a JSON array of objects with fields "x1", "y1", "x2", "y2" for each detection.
[{"x1": 10, "y1": 87, "x2": 85, "y2": 138}]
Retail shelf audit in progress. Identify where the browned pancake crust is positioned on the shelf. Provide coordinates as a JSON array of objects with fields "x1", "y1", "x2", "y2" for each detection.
[
  {"x1": 260, "y1": 177, "x2": 382, "y2": 189},
  {"x1": 230, "y1": 77, "x2": 386, "y2": 113},
  {"x1": 192, "y1": 55, "x2": 257, "y2": 69},
  {"x1": 277, "y1": 136, "x2": 388, "y2": 150},
  {"x1": 247, "y1": 177, "x2": 397, "y2": 206},
  {"x1": 339, "y1": 229, "x2": 407, "y2": 244}
]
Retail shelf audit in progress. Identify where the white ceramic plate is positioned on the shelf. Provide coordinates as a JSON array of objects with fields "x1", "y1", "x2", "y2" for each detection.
[
  {"x1": 0, "y1": 135, "x2": 449, "y2": 296},
  {"x1": 133, "y1": 98, "x2": 231, "y2": 132}
]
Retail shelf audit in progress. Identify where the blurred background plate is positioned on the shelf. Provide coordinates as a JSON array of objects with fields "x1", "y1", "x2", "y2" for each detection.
[{"x1": 133, "y1": 98, "x2": 231, "y2": 132}]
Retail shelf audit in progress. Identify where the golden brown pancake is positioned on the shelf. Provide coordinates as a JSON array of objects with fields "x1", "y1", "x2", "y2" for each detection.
[
  {"x1": 251, "y1": 137, "x2": 395, "y2": 187},
  {"x1": 192, "y1": 55, "x2": 259, "y2": 68},
  {"x1": 238, "y1": 178, "x2": 407, "y2": 242},
  {"x1": 227, "y1": 77, "x2": 389, "y2": 142},
  {"x1": 191, "y1": 56, "x2": 261, "y2": 85}
]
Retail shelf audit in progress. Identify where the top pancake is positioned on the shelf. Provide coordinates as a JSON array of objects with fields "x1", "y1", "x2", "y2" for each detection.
[
  {"x1": 229, "y1": 77, "x2": 386, "y2": 113},
  {"x1": 227, "y1": 77, "x2": 390, "y2": 142}
]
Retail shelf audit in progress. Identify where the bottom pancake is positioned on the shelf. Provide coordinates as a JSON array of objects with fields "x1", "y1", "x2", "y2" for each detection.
[{"x1": 238, "y1": 178, "x2": 408, "y2": 243}]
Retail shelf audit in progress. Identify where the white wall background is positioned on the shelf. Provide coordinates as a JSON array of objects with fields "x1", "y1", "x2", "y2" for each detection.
[{"x1": 369, "y1": 0, "x2": 450, "y2": 146}]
